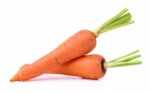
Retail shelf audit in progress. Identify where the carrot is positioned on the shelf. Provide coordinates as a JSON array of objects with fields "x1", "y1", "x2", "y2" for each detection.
[
  {"x1": 10, "y1": 8, "x2": 134, "y2": 82},
  {"x1": 50, "y1": 54, "x2": 106, "y2": 79},
  {"x1": 46, "y1": 50, "x2": 142, "y2": 79}
]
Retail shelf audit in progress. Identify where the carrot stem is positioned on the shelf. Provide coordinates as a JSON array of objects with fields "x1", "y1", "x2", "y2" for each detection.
[
  {"x1": 109, "y1": 50, "x2": 139, "y2": 62},
  {"x1": 104, "y1": 50, "x2": 142, "y2": 68},
  {"x1": 94, "y1": 8, "x2": 134, "y2": 37},
  {"x1": 104, "y1": 60, "x2": 142, "y2": 68},
  {"x1": 113, "y1": 54, "x2": 141, "y2": 62}
]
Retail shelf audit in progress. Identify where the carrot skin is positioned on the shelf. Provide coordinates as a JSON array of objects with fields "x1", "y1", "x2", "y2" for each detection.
[
  {"x1": 11, "y1": 30, "x2": 96, "y2": 81},
  {"x1": 51, "y1": 30, "x2": 96, "y2": 64},
  {"x1": 47, "y1": 54, "x2": 106, "y2": 79}
]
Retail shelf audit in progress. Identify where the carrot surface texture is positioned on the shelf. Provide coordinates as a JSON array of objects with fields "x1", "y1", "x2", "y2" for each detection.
[
  {"x1": 47, "y1": 50, "x2": 142, "y2": 79},
  {"x1": 11, "y1": 8, "x2": 134, "y2": 82}
]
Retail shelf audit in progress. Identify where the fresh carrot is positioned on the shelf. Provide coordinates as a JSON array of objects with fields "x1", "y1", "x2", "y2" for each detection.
[
  {"x1": 10, "y1": 8, "x2": 134, "y2": 82},
  {"x1": 46, "y1": 50, "x2": 142, "y2": 79}
]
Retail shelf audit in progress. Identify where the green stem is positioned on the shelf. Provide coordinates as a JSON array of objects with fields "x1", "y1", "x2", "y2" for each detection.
[
  {"x1": 109, "y1": 50, "x2": 139, "y2": 62},
  {"x1": 104, "y1": 50, "x2": 142, "y2": 68},
  {"x1": 104, "y1": 60, "x2": 142, "y2": 68},
  {"x1": 94, "y1": 8, "x2": 134, "y2": 37},
  {"x1": 114, "y1": 54, "x2": 141, "y2": 62}
]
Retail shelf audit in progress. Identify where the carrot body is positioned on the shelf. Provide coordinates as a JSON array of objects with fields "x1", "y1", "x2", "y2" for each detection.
[
  {"x1": 21, "y1": 54, "x2": 106, "y2": 80},
  {"x1": 10, "y1": 30, "x2": 96, "y2": 81},
  {"x1": 51, "y1": 30, "x2": 96, "y2": 64},
  {"x1": 45, "y1": 54, "x2": 106, "y2": 79}
]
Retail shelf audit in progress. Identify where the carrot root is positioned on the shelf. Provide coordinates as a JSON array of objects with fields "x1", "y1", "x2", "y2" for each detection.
[
  {"x1": 47, "y1": 54, "x2": 106, "y2": 79},
  {"x1": 10, "y1": 74, "x2": 20, "y2": 82},
  {"x1": 47, "y1": 50, "x2": 142, "y2": 79}
]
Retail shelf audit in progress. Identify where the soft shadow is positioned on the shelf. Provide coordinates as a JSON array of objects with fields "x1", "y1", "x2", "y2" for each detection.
[{"x1": 27, "y1": 75, "x2": 99, "y2": 82}]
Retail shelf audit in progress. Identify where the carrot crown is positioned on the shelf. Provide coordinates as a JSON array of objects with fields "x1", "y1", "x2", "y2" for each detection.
[
  {"x1": 94, "y1": 8, "x2": 134, "y2": 37},
  {"x1": 104, "y1": 50, "x2": 142, "y2": 68}
]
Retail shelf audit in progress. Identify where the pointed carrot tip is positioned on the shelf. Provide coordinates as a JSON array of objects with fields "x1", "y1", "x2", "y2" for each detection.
[
  {"x1": 10, "y1": 79, "x2": 15, "y2": 82},
  {"x1": 10, "y1": 74, "x2": 20, "y2": 82}
]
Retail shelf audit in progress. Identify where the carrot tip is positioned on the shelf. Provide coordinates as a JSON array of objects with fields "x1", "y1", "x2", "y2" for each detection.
[{"x1": 10, "y1": 74, "x2": 20, "y2": 82}]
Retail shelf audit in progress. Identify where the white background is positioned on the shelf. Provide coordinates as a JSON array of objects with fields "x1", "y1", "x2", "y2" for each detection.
[{"x1": 0, "y1": 0, "x2": 149, "y2": 93}]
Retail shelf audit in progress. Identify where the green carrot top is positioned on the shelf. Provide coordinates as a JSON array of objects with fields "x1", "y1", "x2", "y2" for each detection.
[
  {"x1": 104, "y1": 50, "x2": 142, "y2": 68},
  {"x1": 94, "y1": 8, "x2": 134, "y2": 37}
]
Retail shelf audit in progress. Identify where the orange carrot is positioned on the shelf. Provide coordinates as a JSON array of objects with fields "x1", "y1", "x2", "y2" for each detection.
[
  {"x1": 10, "y1": 8, "x2": 134, "y2": 82},
  {"x1": 53, "y1": 54, "x2": 106, "y2": 79},
  {"x1": 46, "y1": 50, "x2": 142, "y2": 79}
]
